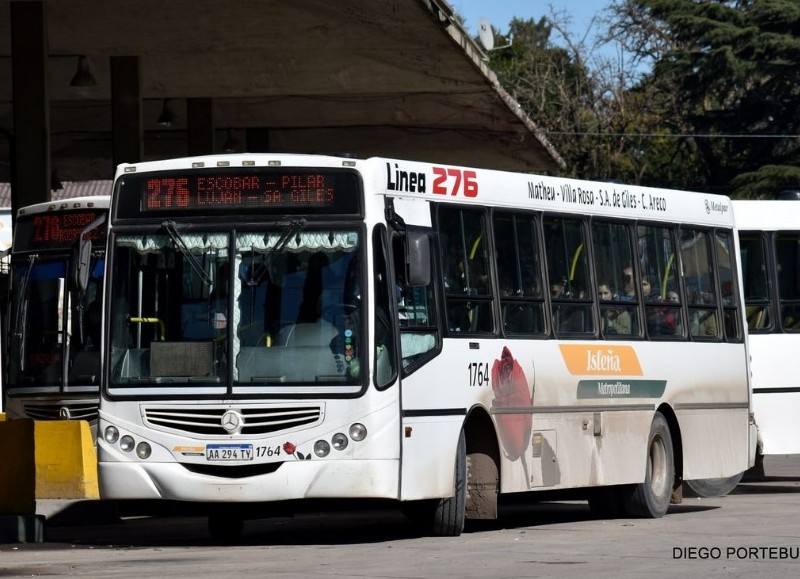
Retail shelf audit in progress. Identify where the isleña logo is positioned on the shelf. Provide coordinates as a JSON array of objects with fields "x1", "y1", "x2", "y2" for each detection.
[
  {"x1": 559, "y1": 344, "x2": 643, "y2": 376},
  {"x1": 586, "y1": 349, "x2": 621, "y2": 372}
]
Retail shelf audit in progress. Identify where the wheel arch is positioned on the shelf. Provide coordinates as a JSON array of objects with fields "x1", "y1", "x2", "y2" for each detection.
[
  {"x1": 656, "y1": 402, "x2": 683, "y2": 484},
  {"x1": 462, "y1": 404, "x2": 501, "y2": 519}
]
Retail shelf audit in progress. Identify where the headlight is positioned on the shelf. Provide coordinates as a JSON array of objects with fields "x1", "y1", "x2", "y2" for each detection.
[
  {"x1": 136, "y1": 442, "x2": 152, "y2": 459},
  {"x1": 314, "y1": 440, "x2": 330, "y2": 457},
  {"x1": 104, "y1": 426, "x2": 120, "y2": 444},
  {"x1": 349, "y1": 423, "x2": 367, "y2": 441},
  {"x1": 332, "y1": 432, "x2": 348, "y2": 451},
  {"x1": 120, "y1": 435, "x2": 135, "y2": 452}
]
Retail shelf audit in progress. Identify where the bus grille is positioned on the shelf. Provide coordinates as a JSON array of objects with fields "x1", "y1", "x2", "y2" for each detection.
[
  {"x1": 142, "y1": 405, "x2": 324, "y2": 436},
  {"x1": 23, "y1": 402, "x2": 99, "y2": 422}
]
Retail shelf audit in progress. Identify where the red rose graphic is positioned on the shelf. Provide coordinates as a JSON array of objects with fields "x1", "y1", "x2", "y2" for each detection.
[
  {"x1": 491, "y1": 347, "x2": 532, "y2": 461},
  {"x1": 283, "y1": 442, "x2": 296, "y2": 455}
]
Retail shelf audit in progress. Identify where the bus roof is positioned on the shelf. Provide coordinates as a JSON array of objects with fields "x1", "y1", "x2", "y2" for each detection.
[
  {"x1": 112, "y1": 154, "x2": 735, "y2": 228},
  {"x1": 732, "y1": 199, "x2": 800, "y2": 230},
  {"x1": 16, "y1": 195, "x2": 111, "y2": 219}
]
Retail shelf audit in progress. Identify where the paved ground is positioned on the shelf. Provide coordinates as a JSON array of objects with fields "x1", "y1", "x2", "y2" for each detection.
[{"x1": 0, "y1": 455, "x2": 798, "y2": 578}]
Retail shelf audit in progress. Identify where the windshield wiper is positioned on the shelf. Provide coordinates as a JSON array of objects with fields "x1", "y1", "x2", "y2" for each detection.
[
  {"x1": 162, "y1": 220, "x2": 214, "y2": 288},
  {"x1": 11, "y1": 254, "x2": 38, "y2": 371},
  {"x1": 244, "y1": 218, "x2": 306, "y2": 286}
]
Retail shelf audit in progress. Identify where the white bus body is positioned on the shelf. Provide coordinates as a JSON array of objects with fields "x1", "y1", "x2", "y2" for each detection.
[
  {"x1": 97, "y1": 155, "x2": 752, "y2": 537},
  {"x1": 4, "y1": 196, "x2": 109, "y2": 427},
  {"x1": 734, "y1": 199, "x2": 800, "y2": 457}
]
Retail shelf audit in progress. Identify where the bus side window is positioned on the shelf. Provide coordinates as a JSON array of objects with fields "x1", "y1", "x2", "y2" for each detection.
[
  {"x1": 392, "y1": 232, "x2": 438, "y2": 370},
  {"x1": 680, "y1": 228, "x2": 720, "y2": 340},
  {"x1": 592, "y1": 220, "x2": 638, "y2": 339},
  {"x1": 493, "y1": 211, "x2": 546, "y2": 337},
  {"x1": 543, "y1": 216, "x2": 594, "y2": 336},
  {"x1": 738, "y1": 232, "x2": 772, "y2": 332},
  {"x1": 438, "y1": 205, "x2": 495, "y2": 335},
  {"x1": 775, "y1": 233, "x2": 800, "y2": 332},
  {"x1": 638, "y1": 224, "x2": 684, "y2": 339},
  {"x1": 373, "y1": 226, "x2": 398, "y2": 388},
  {"x1": 715, "y1": 229, "x2": 743, "y2": 341}
]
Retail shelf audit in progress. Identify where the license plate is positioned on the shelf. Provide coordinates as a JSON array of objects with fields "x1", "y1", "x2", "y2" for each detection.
[{"x1": 205, "y1": 444, "x2": 254, "y2": 461}]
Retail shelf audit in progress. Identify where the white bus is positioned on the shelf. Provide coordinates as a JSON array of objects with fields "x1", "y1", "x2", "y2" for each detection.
[
  {"x1": 734, "y1": 196, "x2": 800, "y2": 473},
  {"x1": 4, "y1": 197, "x2": 109, "y2": 427},
  {"x1": 97, "y1": 155, "x2": 753, "y2": 538}
]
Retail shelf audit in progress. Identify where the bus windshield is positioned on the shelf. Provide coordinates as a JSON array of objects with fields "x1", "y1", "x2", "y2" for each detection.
[
  {"x1": 7, "y1": 255, "x2": 104, "y2": 389},
  {"x1": 108, "y1": 225, "x2": 363, "y2": 389}
]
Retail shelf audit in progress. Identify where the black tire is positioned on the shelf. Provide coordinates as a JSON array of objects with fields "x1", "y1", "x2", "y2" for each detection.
[
  {"x1": 743, "y1": 449, "x2": 765, "y2": 481},
  {"x1": 208, "y1": 513, "x2": 244, "y2": 542},
  {"x1": 684, "y1": 472, "x2": 743, "y2": 498},
  {"x1": 624, "y1": 411, "x2": 674, "y2": 518},
  {"x1": 431, "y1": 430, "x2": 467, "y2": 536}
]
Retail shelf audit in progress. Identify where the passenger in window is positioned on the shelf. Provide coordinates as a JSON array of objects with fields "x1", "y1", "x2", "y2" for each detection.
[
  {"x1": 620, "y1": 265, "x2": 636, "y2": 300},
  {"x1": 598, "y1": 281, "x2": 631, "y2": 335},
  {"x1": 648, "y1": 298, "x2": 679, "y2": 336},
  {"x1": 597, "y1": 282, "x2": 614, "y2": 301},
  {"x1": 642, "y1": 276, "x2": 659, "y2": 302},
  {"x1": 691, "y1": 309, "x2": 718, "y2": 337}
]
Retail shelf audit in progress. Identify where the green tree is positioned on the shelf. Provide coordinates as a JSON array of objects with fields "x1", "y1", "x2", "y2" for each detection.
[
  {"x1": 484, "y1": 14, "x2": 673, "y2": 185},
  {"x1": 608, "y1": 0, "x2": 800, "y2": 197}
]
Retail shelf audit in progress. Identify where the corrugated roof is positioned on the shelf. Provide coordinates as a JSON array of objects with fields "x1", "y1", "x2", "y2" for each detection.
[{"x1": 0, "y1": 181, "x2": 113, "y2": 208}]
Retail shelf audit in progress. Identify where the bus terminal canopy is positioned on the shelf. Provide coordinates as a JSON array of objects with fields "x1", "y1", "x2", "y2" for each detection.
[{"x1": 0, "y1": 0, "x2": 564, "y2": 203}]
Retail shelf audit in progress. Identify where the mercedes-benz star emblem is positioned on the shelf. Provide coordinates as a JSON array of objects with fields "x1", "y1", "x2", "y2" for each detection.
[
  {"x1": 59, "y1": 406, "x2": 72, "y2": 420},
  {"x1": 221, "y1": 410, "x2": 243, "y2": 434}
]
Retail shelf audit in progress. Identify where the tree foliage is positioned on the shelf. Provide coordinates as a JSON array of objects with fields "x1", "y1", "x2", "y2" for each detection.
[
  {"x1": 610, "y1": 0, "x2": 800, "y2": 197},
  {"x1": 484, "y1": 0, "x2": 800, "y2": 198}
]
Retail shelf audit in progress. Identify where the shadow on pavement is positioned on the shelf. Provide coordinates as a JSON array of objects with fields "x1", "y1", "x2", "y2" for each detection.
[{"x1": 34, "y1": 494, "x2": 721, "y2": 549}]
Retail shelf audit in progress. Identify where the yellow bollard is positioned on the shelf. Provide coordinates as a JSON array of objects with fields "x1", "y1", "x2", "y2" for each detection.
[{"x1": 33, "y1": 421, "x2": 99, "y2": 499}]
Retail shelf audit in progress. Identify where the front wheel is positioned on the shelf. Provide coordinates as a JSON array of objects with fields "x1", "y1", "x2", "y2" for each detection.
[
  {"x1": 404, "y1": 431, "x2": 467, "y2": 536},
  {"x1": 684, "y1": 472, "x2": 743, "y2": 498},
  {"x1": 624, "y1": 411, "x2": 674, "y2": 518},
  {"x1": 431, "y1": 430, "x2": 467, "y2": 536}
]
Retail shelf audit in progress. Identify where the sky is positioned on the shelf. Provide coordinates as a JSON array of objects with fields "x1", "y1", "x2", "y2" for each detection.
[{"x1": 451, "y1": 0, "x2": 613, "y2": 50}]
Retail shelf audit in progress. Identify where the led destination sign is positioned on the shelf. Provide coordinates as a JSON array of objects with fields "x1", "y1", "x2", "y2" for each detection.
[
  {"x1": 118, "y1": 169, "x2": 361, "y2": 217},
  {"x1": 14, "y1": 209, "x2": 107, "y2": 252}
]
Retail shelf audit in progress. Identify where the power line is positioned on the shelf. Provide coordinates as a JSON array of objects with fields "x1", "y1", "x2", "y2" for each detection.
[{"x1": 543, "y1": 131, "x2": 800, "y2": 139}]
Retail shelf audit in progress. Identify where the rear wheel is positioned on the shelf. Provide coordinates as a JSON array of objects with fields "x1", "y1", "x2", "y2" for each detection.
[
  {"x1": 684, "y1": 472, "x2": 743, "y2": 497},
  {"x1": 624, "y1": 412, "x2": 674, "y2": 518}
]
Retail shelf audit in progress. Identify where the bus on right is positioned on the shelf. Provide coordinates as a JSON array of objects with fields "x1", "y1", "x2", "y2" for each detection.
[{"x1": 734, "y1": 193, "x2": 800, "y2": 476}]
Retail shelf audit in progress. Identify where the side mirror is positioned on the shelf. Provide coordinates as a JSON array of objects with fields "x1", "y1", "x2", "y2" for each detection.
[
  {"x1": 405, "y1": 230, "x2": 431, "y2": 287},
  {"x1": 70, "y1": 211, "x2": 107, "y2": 293},
  {"x1": 71, "y1": 236, "x2": 92, "y2": 293}
]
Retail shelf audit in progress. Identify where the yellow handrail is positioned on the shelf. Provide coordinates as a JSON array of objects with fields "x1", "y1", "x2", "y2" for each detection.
[
  {"x1": 129, "y1": 317, "x2": 166, "y2": 341},
  {"x1": 569, "y1": 243, "x2": 584, "y2": 281}
]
